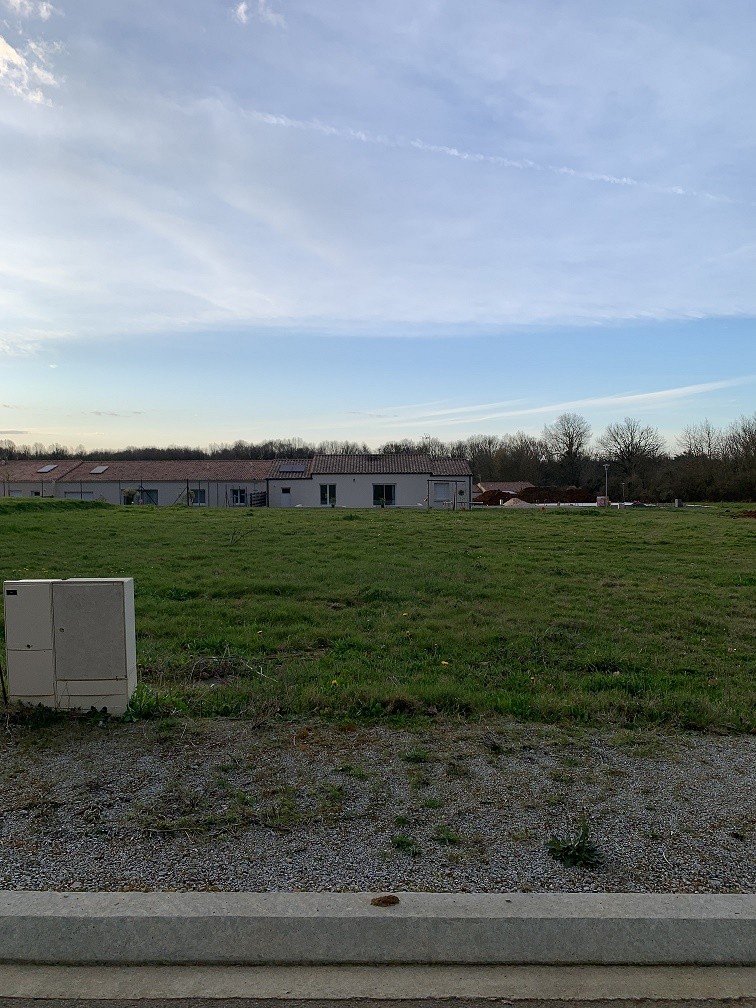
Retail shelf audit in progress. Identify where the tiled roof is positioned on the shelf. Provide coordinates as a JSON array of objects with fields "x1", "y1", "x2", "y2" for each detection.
[
  {"x1": 268, "y1": 459, "x2": 313, "y2": 479},
  {"x1": 3, "y1": 460, "x2": 275, "y2": 483},
  {"x1": 2, "y1": 455, "x2": 471, "y2": 483},
  {"x1": 0, "y1": 459, "x2": 84, "y2": 481},
  {"x1": 311, "y1": 454, "x2": 471, "y2": 476}
]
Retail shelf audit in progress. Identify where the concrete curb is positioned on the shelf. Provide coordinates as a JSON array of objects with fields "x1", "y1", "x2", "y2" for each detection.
[
  {"x1": 2, "y1": 965, "x2": 755, "y2": 1000},
  {"x1": 0, "y1": 893, "x2": 753, "y2": 967}
]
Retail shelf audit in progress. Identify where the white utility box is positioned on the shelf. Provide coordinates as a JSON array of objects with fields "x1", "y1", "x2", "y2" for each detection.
[{"x1": 3, "y1": 578, "x2": 136, "y2": 715}]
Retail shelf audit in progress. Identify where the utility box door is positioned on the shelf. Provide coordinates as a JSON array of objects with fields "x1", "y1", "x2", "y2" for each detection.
[
  {"x1": 3, "y1": 581, "x2": 55, "y2": 650},
  {"x1": 7, "y1": 650, "x2": 55, "y2": 697},
  {"x1": 52, "y1": 581, "x2": 127, "y2": 681}
]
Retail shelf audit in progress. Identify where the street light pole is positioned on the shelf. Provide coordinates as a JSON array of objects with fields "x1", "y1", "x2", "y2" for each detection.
[{"x1": 603, "y1": 463, "x2": 609, "y2": 500}]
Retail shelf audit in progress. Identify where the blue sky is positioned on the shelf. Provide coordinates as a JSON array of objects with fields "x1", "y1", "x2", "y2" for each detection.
[{"x1": 1, "y1": 0, "x2": 754, "y2": 451}]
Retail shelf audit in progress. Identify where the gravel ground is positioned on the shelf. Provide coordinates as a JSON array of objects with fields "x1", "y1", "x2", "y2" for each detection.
[{"x1": 0, "y1": 716, "x2": 753, "y2": 893}]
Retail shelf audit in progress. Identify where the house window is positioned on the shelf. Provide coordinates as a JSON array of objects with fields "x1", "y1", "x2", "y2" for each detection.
[
  {"x1": 373, "y1": 484, "x2": 396, "y2": 507},
  {"x1": 189, "y1": 488, "x2": 206, "y2": 506},
  {"x1": 31, "y1": 490, "x2": 41, "y2": 497},
  {"x1": 433, "y1": 482, "x2": 451, "y2": 503},
  {"x1": 231, "y1": 487, "x2": 247, "y2": 506},
  {"x1": 320, "y1": 484, "x2": 336, "y2": 506},
  {"x1": 139, "y1": 489, "x2": 159, "y2": 505}
]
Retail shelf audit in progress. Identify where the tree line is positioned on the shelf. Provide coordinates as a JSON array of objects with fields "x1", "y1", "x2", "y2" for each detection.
[{"x1": 1, "y1": 413, "x2": 754, "y2": 501}]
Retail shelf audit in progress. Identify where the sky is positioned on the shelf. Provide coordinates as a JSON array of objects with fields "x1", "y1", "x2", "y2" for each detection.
[{"x1": 0, "y1": 0, "x2": 754, "y2": 452}]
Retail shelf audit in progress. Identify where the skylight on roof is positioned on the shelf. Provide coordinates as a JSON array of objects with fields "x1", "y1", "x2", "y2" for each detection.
[
  {"x1": 279, "y1": 463, "x2": 306, "y2": 472},
  {"x1": 37, "y1": 464, "x2": 57, "y2": 473},
  {"x1": 90, "y1": 465, "x2": 109, "y2": 474}
]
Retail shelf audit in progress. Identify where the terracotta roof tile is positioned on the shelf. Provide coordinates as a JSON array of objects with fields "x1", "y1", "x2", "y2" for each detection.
[
  {"x1": 2, "y1": 455, "x2": 471, "y2": 484},
  {"x1": 0, "y1": 459, "x2": 85, "y2": 481},
  {"x1": 20, "y1": 460, "x2": 275, "y2": 483},
  {"x1": 311, "y1": 454, "x2": 471, "y2": 476},
  {"x1": 269, "y1": 459, "x2": 313, "y2": 479}
]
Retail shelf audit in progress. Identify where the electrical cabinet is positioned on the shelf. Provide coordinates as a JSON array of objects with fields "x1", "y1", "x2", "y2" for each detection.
[{"x1": 3, "y1": 578, "x2": 136, "y2": 715}]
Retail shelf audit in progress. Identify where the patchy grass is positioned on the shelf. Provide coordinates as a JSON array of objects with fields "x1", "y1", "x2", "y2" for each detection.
[{"x1": 0, "y1": 501, "x2": 753, "y2": 730}]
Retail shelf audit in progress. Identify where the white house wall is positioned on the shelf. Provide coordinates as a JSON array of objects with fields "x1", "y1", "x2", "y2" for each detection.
[
  {"x1": 268, "y1": 474, "x2": 470, "y2": 509},
  {"x1": 3, "y1": 473, "x2": 471, "y2": 509},
  {"x1": 2, "y1": 480, "x2": 268, "y2": 507}
]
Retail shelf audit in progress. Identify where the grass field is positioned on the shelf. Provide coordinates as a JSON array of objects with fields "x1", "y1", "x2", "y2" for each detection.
[{"x1": 0, "y1": 499, "x2": 753, "y2": 730}]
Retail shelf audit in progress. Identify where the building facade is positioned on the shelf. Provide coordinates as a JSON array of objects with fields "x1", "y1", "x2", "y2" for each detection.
[{"x1": 1, "y1": 455, "x2": 472, "y2": 509}]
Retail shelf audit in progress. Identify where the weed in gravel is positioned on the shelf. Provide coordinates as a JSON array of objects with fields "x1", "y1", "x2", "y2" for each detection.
[
  {"x1": 335, "y1": 763, "x2": 370, "y2": 780},
  {"x1": 394, "y1": 814, "x2": 411, "y2": 826},
  {"x1": 422, "y1": 797, "x2": 444, "y2": 809},
  {"x1": 259, "y1": 786, "x2": 301, "y2": 829},
  {"x1": 509, "y1": 828, "x2": 536, "y2": 843},
  {"x1": 391, "y1": 833, "x2": 421, "y2": 856},
  {"x1": 547, "y1": 768, "x2": 575, "y2": 784},
  {"x1": 402, "y1": 748, "x2": 432, "y2": 764},
  {"x1": 153, "y1": 717, "x2": 186, "y2": 741},
  {"x1": 434, "y1": 824, "x2": 462, "y2": 846},
  {"x1": 546, "y1": 813, "x2": 603, "y2": 869},
  {"x1": 542, "y1": 792, "x2": 566, "y2": 806},
  {"x1": 408, "y1": 769, "x2": 431, "y2": 789},
  {"x1": 319, "y1": 783, "x2": 345, "y2": 816},
  {"x1": 444, "y1": 756, "x2": 471, "y2": 778}
]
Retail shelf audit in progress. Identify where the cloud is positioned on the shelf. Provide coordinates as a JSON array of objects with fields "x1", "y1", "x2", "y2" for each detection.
[
  {"x1": 3, "y1": 0, "x2": 59, "y2": 19},
  {"x1": 232, "y1": 2, "x2": 248, "y2": 25},
  {"x1": 0, "y1": 32, "x2": 59, "y2": 102},
  {"x1": 256, "y1": 0, "x2": 285, "y2": 29},
  {"x1": 375, "y1": 378, "x2": 756, "y2": 429},
  {"x1": 246, "y1": 108, "x2": 742, "y2": 206},
  {"x1": 90, "y1": 410, "x2": 143, "y2": 417},
  {"x1": 1, "y1": 1, "x2": 755, "y2": 354},
  {"x1": 0, "y1": 430, "x2": 28, "y2": 436},
  {"x1": 233, "y1": 1, "x2": 284, "y2": 29}
]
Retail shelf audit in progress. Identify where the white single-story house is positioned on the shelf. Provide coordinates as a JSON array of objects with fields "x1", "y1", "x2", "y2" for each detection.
[{"x1": 0, "y1": 455, "x2": 473, "y2": 509}]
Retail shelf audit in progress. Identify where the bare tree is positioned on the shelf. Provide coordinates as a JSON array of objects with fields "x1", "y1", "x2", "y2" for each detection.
[
  {"x1": 677, "y1": 419, "x2": 724, "y2": 459},
  {"x1": 543, "y1": 413, "x2": 591, "y2": 485},
  {"x1": 723, "y1": 413, "x2": 756, "y2": 463},
  {"x1": 596, "y1": 417, "x2": 665, "y2": 491},
  {"x1": 494, "y1": 432, "x2": 548, "y2": 483},
  {"x1": 316, "y1": 440, "x2": 370, "y2": 455}
]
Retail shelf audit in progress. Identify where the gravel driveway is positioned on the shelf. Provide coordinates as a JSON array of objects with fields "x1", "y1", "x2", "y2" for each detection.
[{"x1": 1, "y1": 716, "x2": 753, "y2": 893}]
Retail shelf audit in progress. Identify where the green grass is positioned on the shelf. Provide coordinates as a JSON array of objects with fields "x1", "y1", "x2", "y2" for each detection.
[{"x1": 0, "y1": 500, "x2": 753, "y2": 730}]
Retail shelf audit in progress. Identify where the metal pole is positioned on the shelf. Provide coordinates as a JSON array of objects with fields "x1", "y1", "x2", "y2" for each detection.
[{"x1": 603, "y1": 464, "x2": 609, "y2": 500}]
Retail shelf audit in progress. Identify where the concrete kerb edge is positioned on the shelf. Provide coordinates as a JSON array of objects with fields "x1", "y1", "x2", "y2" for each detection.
[{"x1": 1, "y1": 892, "x2": 754, "y2": 967}]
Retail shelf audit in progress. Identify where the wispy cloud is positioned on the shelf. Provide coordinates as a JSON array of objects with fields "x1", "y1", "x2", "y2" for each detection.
[
  {"x1": 376, "y1": 378, "x2": 756, "y2": 429},
  {"x1": 0, "y1": 31, "x2": 60, "y2": 102},
  {"x1": 246, "y1": 109, "x2": 743, "y2": 205},
  {"x1": 232, "y1": 2, "x2": 248, "y2": 25},
  {"x1": 4, "y1": 0, "x2": 59, "y2": 19},
  {"x1": 256, "y1": 0, "x2": 285, "y2": 28},
  {"x1": 90, "y1": 410, "x2": 143, "y2": 417},
  {"x1": 233, "y1": 0, "x2": 285, "y2": 29}
]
